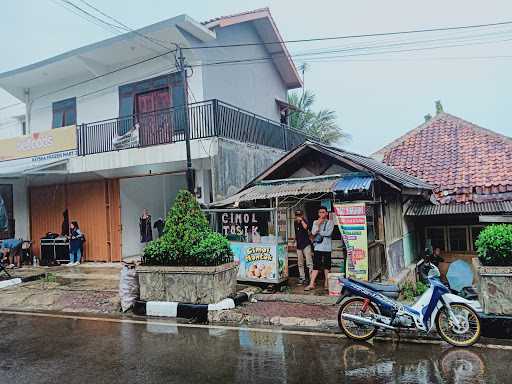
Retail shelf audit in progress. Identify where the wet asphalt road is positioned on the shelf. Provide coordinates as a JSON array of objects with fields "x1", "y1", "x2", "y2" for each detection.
[{"x1": 0, "y1": 312, "x2": 511, "y2": 384}]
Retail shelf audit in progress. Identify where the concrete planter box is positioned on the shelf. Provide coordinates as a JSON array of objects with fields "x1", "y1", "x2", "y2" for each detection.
[
  {"x1": 473, "y1": 258, "x2": 512, "y2": 315},
  {"x1": 136, "y1": 262, "x2": 238, "y2": 304}
]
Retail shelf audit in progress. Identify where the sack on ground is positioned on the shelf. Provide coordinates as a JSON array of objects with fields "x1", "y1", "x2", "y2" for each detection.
[{"x1": 119, "y1": 264, "x2": 139, "y2": 312}]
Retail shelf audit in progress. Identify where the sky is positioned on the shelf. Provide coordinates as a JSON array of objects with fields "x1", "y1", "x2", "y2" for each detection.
[{"x1": 0, "y1": 0, "x2": 511, "y2": 154}]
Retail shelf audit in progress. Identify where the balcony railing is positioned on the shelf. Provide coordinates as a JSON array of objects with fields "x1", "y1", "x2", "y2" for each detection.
[{"x1": 77, "y1": 100, "x2": 310, "y2": 156}]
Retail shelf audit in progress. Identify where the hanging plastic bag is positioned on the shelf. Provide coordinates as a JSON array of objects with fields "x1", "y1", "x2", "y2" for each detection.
[{"x1": 119, "y1": 263, "x2": 139, "y2": 312}]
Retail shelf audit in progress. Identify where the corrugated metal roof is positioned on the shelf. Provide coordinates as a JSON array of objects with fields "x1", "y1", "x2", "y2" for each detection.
[
  {"x1": 333, "y1": 174, "x2": 373, "y2": 193},
  {"x1": 319, "y1": 144, "x2": 433, "y2": 190},
  {"x1": 211, "y1": 175, "x2": 338, "y2": 206},
  {"x1": 406, "y1": 201, "x2": 512, "y2": 216}
]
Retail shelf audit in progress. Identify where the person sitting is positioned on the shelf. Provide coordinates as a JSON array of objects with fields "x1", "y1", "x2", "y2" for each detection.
[{"x1": 0, "y1": 238, "x2": 23, "y2": 269}]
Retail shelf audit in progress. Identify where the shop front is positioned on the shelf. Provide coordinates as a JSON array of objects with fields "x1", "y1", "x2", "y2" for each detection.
[
  {"x1": 207, "y1": 142, "x2": 433, "y2": 286},
  {"x1": 205, "y1": 208, "x2": 288, "y2": 284}
]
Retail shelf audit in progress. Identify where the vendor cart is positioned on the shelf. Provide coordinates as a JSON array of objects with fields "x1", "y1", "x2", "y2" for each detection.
[{"x1": 205, "y1": 208, "x2": 288, "y2": 284}]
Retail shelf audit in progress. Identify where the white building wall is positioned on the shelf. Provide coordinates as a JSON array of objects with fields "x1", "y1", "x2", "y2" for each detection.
[
  {"x1": 120, "y1": 173, "x2": 187, "y2": 258},
  {"x1": 26, "y1": 57, "x2": 203, "y2": 134},
  {"x1": 200, "y1": 23, "x2": 288, "y2": 122}
]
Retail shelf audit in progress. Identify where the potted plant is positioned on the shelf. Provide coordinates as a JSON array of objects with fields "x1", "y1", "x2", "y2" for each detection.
[
  {"x1": 473, "y1": 224, "x2": 512, "y2": 315},
  {"x1": 136, "y1": 190, "x2": 237, "y2": 304}
]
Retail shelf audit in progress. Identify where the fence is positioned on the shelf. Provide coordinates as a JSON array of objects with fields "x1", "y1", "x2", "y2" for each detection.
[{"x1": 77, "y1": 99, "x2": 310, "y2": 156}]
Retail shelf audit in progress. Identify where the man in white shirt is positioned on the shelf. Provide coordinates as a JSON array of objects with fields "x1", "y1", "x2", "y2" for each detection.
[{"x1": 305, "y1": 207, "x2": 334, "y2": 291}]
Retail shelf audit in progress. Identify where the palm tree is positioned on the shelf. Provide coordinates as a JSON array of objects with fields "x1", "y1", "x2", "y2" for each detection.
[{"x1": 287, "y1": 90, "x2": 345, "y2": 145}]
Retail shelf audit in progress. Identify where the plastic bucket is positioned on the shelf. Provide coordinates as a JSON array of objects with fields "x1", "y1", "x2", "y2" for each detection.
[{"x1": 328, "y1": 272, "x2": 344, "y2": 297}]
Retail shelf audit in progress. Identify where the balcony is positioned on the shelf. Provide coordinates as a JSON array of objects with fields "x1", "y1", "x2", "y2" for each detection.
[{"x1": 77, "y1": 100, "x2": 310, "y2": 156}]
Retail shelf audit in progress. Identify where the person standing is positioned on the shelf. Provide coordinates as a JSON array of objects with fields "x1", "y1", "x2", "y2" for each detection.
[
  {"x1": 139, "y1": 209, "x2": 153, "y2": 243},
  {"x1": 305, "y1": 207, "x2": 334, "y2": 291},
  {"x1": 294, "y1": 210, "x2": 313, "y2": 285},
  {"x1": 68, "y1": 221, "x2": 84, "y2": 266}
]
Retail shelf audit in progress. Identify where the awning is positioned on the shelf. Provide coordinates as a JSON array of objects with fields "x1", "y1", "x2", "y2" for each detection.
[
  {"x1": 333, "y1": 174, "x2": 373, "y2": 193},
  {"x1": 0, "y1": 159, "x2": 69, "y2": 178},
  {"x1": 406, "y1": 200, "x2": 512, "y2": 216},
  {"x1": 211, "y1": 175, "x2": 340, "y2": 207}
]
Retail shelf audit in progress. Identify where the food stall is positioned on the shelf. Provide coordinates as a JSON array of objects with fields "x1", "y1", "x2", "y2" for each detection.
[{"x1": 205, "y1": 208, "x2": 288, "y2": 284}]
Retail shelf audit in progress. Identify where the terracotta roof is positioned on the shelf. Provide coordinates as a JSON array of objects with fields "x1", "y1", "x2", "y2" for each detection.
[{"x1": 375, "y1": 113, "x2": 512, "y2": 204}]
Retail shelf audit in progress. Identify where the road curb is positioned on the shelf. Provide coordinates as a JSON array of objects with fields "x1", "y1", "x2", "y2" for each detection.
[{"x1": 133, "y1": 291, "x2": 252, "y2": 321}]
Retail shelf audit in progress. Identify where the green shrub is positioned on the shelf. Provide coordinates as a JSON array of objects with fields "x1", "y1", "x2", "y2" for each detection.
[
  {"x1": 475, "y1": 224, "x2": 512, "y2": 266},
  {"x1": 143, "y1": 190, "x2": 233, "y2": 266},
  {"x1": 401, "y1": 281, "x2": 428, "y2": 302}
]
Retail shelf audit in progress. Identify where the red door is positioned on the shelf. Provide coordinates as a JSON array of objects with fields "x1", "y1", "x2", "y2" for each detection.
[{"x1": 136, "y1": 88, "x2": 171, "y2": 146}]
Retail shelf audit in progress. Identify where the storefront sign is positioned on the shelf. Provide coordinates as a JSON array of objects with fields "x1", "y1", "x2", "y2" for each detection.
[
  {"x1": 334, "y1": 202, "x2": 369, "y2": 281},
  {"x1": 0, "y1": 125, "x2": 77, "y2": 162},
  {"x1": 230, "y1": 242, "x2": 288, "y2": 284},
  {"x1": 220, "y1": 211, "x2": 264, "y2": 238}
]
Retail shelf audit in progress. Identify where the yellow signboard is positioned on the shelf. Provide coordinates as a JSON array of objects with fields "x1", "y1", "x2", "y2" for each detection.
[{"x1": 0, "y1": 125, "x2": 77, "y2": 162}]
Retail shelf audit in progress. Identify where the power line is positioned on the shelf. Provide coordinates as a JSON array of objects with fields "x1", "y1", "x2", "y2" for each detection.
[
  {"x1": 0, "y1": 102, "x2": 24, "y2": 112},
  {"x1": 188, "y1": 35, "x2": 512, "y2": 69},
  {"x1": 72, "y1": 0, "x2": 179, "y2": 54},
  {"x1": 183, "y1": 19, "x2": 512, "y2": 51}
]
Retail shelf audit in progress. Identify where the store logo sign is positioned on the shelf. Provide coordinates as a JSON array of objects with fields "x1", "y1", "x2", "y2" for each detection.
[{"x1": 16, "y1": 133, "x2": 55, "y2": 152}]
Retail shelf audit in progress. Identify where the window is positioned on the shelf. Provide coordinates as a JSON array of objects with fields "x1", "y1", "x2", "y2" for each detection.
[
  {"x1": 52, "y1": 98, "x2": 76, "y2": 128},
  {"x1": 448, "y1": 226, "x2": 468, "y2": 252},
  {"x1": 21, "y1": 120, "x2": 26, "y2": 135},
  {"x1": 425, "y1": 226, "x2": 446, "y2": 250}
]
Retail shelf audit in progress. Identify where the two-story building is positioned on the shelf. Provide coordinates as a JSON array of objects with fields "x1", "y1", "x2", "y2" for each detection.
[{"x1": 0, "y1": 8, "x2": 307, "y2": 262}]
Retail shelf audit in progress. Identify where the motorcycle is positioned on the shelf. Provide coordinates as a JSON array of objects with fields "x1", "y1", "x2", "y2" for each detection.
[{"x1": 336, "y1": 265, "x2": 482, "y2": 347}]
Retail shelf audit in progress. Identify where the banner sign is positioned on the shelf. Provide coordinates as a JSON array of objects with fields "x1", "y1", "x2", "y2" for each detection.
[
  {"x1": 334, "y1": 202, "x2": 369, "y2": 281},
  {"x1": 230, "y1": 242, "x2": 288, "y2": 284},
  {"x1": 0, "y1": 125, "x2": 77, "y2": 162},
  {"x1": 112, "y1": 125, "x2": 139, "y2": 150}
]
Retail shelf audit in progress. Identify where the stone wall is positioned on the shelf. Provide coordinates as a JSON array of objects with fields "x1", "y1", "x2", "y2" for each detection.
[
  {"x1": 137, "y1": 263, "x2": 238, "y2": 304},
  {"x1": 473, "y1": 258, "x2": 512, "y2": 315}
]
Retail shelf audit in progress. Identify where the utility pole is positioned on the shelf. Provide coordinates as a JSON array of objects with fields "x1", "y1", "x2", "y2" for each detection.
[{"x1": 178, "y1": 47, "x2": 194, "y2": 193}]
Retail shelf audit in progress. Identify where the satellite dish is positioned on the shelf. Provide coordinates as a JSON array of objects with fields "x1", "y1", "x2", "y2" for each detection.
[{"x1": 446, "y1": 260, "x2": 474, "y2": 292}]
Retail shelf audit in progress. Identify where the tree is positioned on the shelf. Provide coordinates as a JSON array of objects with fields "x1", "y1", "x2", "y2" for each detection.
[{"x1": 287, "y1": 90, "x2": 345, "y2": 145}]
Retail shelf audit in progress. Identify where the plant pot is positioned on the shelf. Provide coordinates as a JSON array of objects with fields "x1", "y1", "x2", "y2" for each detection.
[
  {"x1": 473, "y1": 258, "x2": 512, "y2": 315},
  {"x1": 136, "y1": 262, "x2": 238, "y2": 304}
]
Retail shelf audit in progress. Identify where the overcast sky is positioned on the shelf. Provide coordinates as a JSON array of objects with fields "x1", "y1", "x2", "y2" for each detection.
[{"x1": 1, "y1": 0, "x2": 511, "y2": 154}]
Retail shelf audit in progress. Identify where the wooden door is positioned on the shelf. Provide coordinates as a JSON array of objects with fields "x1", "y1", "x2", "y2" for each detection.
[
  {"x1": 29, "y1": 185, "x2": 66, "y2": 257},
  {"x1": 67, "y1": 181, "x2": 109, "y2": 262},
  {"x1": 136, "y1": 88, "x2": 171, "y2": 146}
]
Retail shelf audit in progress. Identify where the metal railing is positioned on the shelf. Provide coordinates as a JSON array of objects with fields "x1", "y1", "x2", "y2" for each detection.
[{"x1": 77, "y1": 99, "x2": 310, "y2": 156}]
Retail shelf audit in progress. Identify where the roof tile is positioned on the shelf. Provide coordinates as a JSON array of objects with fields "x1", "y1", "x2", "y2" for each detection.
[{"x1": 379, "y1": 113, "x2": 512, "y2": 203}]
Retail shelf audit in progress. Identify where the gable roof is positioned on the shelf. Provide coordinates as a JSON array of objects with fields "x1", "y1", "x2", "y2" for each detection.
[
  {"x1": 202, "y1": 8, "x2": 302, "y2": 89},
  {"x1": 373, "y1": 112, "x2": 512, "y2": 204},
  {"x1": 245, "y1": 141, "x2": 432, "y2": 192},
  {"x1": 0, "y1": 8, "x2": 301, "y2": 101}
]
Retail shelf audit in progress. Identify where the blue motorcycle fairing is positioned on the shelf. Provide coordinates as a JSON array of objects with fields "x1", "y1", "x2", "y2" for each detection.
[
  {"x1": 421, "y1": 278, "x2": 449, "y2": 328},
  {"x1": 404, "y1": 305, "x2": 420, "y2": 316},
  {"x1": 340, "y1": 278, "x2": 401, "y2": 313}
]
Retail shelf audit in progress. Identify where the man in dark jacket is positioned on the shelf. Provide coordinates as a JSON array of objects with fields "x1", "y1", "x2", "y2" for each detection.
[{"x1": 294, "y1": 210, "x2": 313, "y2": 285}]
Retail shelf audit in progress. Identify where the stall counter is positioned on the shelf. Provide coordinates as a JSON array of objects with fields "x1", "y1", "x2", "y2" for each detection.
[{"x1": 230, "y1": 241, "x2": 288, "y2": 284}]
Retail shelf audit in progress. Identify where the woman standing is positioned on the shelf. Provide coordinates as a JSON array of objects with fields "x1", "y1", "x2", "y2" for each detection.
[
  {"x1": 68, "y1": 221, "x2": 84, "y2": 266},
  {"x1": 139, "y1": 209, "x2": 153, "y2": 243}
]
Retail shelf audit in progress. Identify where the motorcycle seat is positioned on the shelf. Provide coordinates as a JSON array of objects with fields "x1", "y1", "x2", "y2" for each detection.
[{"x1": 348, "y1": 278, "x2": 400, "y2": 293}]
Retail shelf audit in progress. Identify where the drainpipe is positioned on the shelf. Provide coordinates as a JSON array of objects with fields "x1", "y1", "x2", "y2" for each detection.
[{"x1": 24, "y1": 88, "x2": 31, "y2": 135}]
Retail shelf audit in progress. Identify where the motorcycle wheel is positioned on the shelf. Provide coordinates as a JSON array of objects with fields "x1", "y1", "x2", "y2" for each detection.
[
  {"x1": 435, "y1": 303, "x2": 481, "y2": 347},
  {"x1": 338, "y1": 297, "x2": 379, "y2": 341}
]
